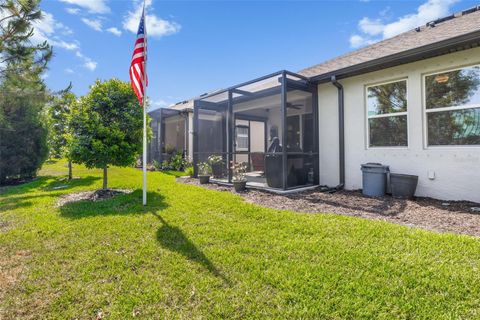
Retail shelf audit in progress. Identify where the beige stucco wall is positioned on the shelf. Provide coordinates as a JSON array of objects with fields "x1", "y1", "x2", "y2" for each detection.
[{"x1": 318, "y1": 47, "x2": 480, "y2": 202}]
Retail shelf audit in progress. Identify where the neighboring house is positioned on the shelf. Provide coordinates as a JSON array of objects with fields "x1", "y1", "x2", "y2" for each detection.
[{"x1": 149, "y1": 6, "x2": 480, "y2": 202}]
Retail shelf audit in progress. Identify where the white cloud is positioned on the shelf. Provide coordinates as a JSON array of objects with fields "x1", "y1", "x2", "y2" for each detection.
[
  {"x1": 349, "y1": 35, "x2": 376, "y2": 49},
  {"x1": 359, "y1": 17, "x2": 384, "y2": 36},
  {"x1": 66, "y1": 7, "x2": 80, "y2": 15},
  {"x1": 349, "y1": 0, "x2": 459, "y2": 48},
  {"x1": 59, "y1": 0, "x2": 110, "y2": 14},
  {"x1": 81, "y1": 18, "x2": 102, "y2": 31},
  {"x1": 31, "y1": 11, "x2": 79, "y2": 50},
  {"x1": 123, "y1": 0, "x2": 181, "y2": 37},
  {"x1": 106, "y1": 27, "x2": 122, "y2": 36},
  {"x1": 76, "y1": 51, "x2": 97, "y2": 71},
  {"x1": 65, "y1": 68, "x2": 74, "y2": 74},
  {"x1": 84, "y1": 60, "x2": 97, "y2": 71}
]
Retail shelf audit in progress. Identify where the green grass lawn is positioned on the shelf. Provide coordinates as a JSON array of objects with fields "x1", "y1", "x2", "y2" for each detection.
[{"x1": 1, "y1": 160, "x2": 480, "y2": 319}]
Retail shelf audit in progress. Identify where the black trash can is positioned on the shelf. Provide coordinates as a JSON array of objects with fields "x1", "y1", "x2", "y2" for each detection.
[
  {"x1": 361, "y1": 163, "x2": 389, "y2": 197},
  {"x1": 265, "y1": 154, "x2": 283, "y2": 188},
  {"x1": 390, "y1": 173, "x2": 418, "y2": 199}
]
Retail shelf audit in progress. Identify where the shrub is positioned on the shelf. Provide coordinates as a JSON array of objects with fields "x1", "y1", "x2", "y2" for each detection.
[
  {"x1": 169, "y1": 152, "x2": 186, "y2": 171},
  {"x1": 231, "y1": 162, "x2": 248, "y2": 182},
  {"x1": 207, "y1": 154, "x2": 223, "y2": 165},
  {"x1": 198, "y1": 162, "x2": 211, "y2": 176},
  {"x1": 184, "y1": 166, "x2": 194, "y2": 177}
]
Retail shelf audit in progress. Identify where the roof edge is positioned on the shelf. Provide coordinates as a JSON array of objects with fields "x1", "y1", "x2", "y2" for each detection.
[{"x1": 310, "y1": 29, "x2": 480, "y2": 83}]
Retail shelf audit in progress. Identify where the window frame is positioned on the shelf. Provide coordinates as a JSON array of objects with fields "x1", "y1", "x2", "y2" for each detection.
[
  {"x1": 423, "y1": 64, "x2": 480, "y2": 148},
  {"x1": 365, "y1": 78, "x2": 409, "y2": 149},
  {"x1": 235, "y1": 124, "x2": 250, "y2": 152}
]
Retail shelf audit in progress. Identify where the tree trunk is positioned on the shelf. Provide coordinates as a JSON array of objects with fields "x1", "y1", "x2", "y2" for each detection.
[
  {"x1": 103, "y1": 166, "x2": 108, "y2": 190},
  {"x1": 68, "y1": 160, "x2": 72, "y2": 180}
]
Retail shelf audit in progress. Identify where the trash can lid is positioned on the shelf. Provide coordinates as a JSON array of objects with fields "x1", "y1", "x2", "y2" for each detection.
[
  {"x1": 361, "y1": 162, "x2": 384, "y2": 168},
  {"x1": 361, "y1": 163, "x2": 389, "y2": 171}
]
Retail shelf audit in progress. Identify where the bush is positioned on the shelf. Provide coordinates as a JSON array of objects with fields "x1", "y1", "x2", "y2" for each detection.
[
  {"x1": 198, "y1": 162, "x2": 211, "y2": 176},
  {"x1": 153, "y1": 152, "x2": 187, "y2": 172},
  {"x1": 184, "y1": 165, "x2": 194, "y2": 177},
  {"x1": 169, "y1": 153, "x2": 186, "y2": 171}
]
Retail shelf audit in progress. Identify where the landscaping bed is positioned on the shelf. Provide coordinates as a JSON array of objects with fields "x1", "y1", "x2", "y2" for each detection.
[
  {"x1": 180, "y1": 177, "x2": 480, "y2": 237},
  {"x1": 56, "y1": 189, "x2": 133, "y2": 207}
]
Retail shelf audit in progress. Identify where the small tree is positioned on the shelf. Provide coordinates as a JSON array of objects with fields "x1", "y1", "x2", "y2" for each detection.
[
  {"x1": 47, "y1": 84, "x2": 76, "y2": 179},
  {"x1": 70, "y1": 79, "x2": 144, "y2": 189}
]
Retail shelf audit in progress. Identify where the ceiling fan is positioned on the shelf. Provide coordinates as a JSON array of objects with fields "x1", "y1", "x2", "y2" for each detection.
[{"x1": 286, "y1": 103, "x2": 303, "y2": 110}]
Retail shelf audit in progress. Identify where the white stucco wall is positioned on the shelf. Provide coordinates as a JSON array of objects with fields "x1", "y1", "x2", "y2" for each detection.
[
  {"x1": 318, "y1": 47, "x2": 480, "y2": 202},
  {"x1": 188, "y1": 112, "x2": 194, "y2": 161}
]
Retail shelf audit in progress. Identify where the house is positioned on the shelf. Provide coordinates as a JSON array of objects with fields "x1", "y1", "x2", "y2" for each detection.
[{"x1": 149, "y1": 6, "x2": 480, "y2": 202}]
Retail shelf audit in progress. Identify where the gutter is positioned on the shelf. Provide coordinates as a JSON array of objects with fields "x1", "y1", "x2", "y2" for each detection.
[
  {"x1": 331, "y1": 75, "x2": 345, "y2": 190},
  {"x1": 310, "y1": 30, "x2": 480, "y2": 83}
]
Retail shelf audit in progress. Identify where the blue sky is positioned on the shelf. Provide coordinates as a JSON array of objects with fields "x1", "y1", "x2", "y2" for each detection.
[{"x1": 37, "y1": 0, "x2": 477, "y2": 109}]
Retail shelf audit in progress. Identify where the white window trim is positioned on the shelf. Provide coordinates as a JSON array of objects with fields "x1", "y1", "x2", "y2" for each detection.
[
  {"x1": 235, "y1": 125, "x2": 249, "y2": 151},
  {"x1": 365, "y1": 79, "x2": 409, "y2": 149},
  {"x1": 423, "y1": 64, "x2": 480, "y2": 148}
]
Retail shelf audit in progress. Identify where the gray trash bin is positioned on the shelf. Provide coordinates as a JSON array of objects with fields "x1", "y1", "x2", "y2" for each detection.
[
  {"x1": 390, "y1": 173, "x2": 418, "y2": 199},
  {"x1": 361, "y1": 163, "x2": 389, "y2": 197}
]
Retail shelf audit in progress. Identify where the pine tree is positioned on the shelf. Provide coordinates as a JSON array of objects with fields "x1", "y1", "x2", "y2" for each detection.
[{"x1": 0, "y1": 0, "x2": 52, "y2": 184}]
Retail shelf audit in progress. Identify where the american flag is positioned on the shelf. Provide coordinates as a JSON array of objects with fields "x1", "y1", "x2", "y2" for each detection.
[{"x1": 130, "y1": 9, "x2": 147, "y2": 105}]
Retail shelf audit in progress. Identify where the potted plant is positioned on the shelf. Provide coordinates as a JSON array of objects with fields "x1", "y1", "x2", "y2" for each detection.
[
  {"x1": 232, "y1": 161, "x2": 248, "y2": 192},
  {"x1": 197, "y1": 162, "x2": 211, "y2": 184},
  {"x1": 208, "y1": 155, "x2": 223, "y2": 178}
]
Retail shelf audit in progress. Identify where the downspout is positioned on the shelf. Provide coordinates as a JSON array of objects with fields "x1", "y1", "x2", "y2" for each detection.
[{"x1": 331, "y1": 75, "x2": 345, "y2": 190}]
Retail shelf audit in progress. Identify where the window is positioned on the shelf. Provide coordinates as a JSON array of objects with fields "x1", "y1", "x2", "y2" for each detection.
[
  {"x1": 366, "y1": 80, "x2": 408, "y2": 147},
  {"x1": 235, "y1": 125, "x2": 249, "y2": 151},
  {"x1": 425, "y1": 65, "x2": 480, "y2": 146}
]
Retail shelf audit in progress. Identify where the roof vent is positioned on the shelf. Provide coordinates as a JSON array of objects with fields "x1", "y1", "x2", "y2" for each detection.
[
  {"x1": 415, "y1": 27, "x2": 421, "y2": 32},
  {"x1": 426, "y1": 21, "x2": 436, "y2": 28}
]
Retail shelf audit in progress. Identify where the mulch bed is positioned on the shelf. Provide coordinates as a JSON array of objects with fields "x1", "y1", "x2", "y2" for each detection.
[
  {"x1": 179, "y1": 177, "x2": 480, "y2": 237},
  {"x1": 56, "y1": 189, "x2": 133, "y2": 207}
]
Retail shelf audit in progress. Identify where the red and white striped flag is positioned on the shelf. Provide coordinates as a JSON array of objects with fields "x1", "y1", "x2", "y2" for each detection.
[{"x1": 130, "y1": 8, "x2": 147, "y2": 105}]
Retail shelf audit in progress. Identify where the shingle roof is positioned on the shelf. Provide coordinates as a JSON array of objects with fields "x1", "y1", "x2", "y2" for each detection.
[{"x1": 299, "y1": 7, "x2": 480, "y2": 80}]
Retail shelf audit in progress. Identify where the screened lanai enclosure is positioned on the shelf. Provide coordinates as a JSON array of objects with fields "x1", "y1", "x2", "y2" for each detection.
[
  {"x1": 193, "y1": 71, "x2": 319, "y2": 191},
  {"x1": 148, "y1": 108, "x2": 191, "y2": 164}
]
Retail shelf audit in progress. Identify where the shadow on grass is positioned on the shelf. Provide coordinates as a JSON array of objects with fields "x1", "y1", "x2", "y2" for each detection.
[
  {"x1": 1, "y1": 175, "x2": 100, "y2": 195},
  {"x1": 154, "y1": 212, "x2": 231, "y2": 286},
  {"x1": 0, "y1": 193, "x2": 56, "y2": 211},
  {"x1": 42, "y1": 176, "x2": 101, "y2": 191},
  {"x1": 0, "y1": 176, "x2": 103, "y2": 211},
  {"x1": 59, "y1": 188, "x2": 230, "y2": 285},
  {"x1": 0, "y1": 176, "x2": 51, "y2": 195},
  {"x1": 59, "y1": 190, "x2": 168, "y2": 219}
]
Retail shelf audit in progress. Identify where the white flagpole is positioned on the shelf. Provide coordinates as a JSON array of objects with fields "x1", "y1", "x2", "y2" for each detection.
[
  {"x1": 142, "y1": 89, "x2": 147, "y2": 206},
  {"x1": 142, "y1": 4, "x2": 147, "y2": 206}
]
